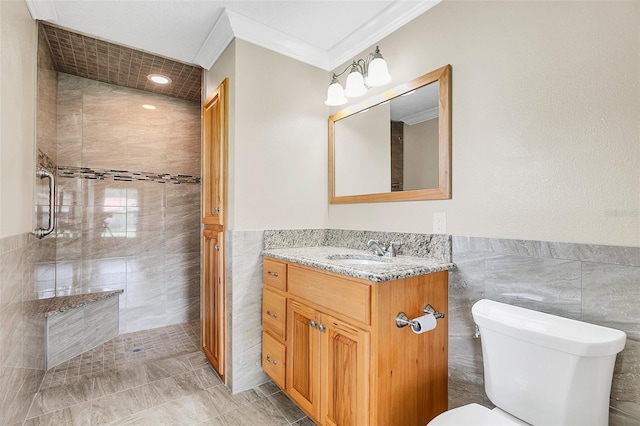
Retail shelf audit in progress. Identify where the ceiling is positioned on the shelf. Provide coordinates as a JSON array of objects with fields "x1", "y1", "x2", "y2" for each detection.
[
  {"x1": 41, "y1": 23, "x2": 202, "y2": 102},
  {"x1": 27, "y1": 0, "x2": 442, "y2": 72}
]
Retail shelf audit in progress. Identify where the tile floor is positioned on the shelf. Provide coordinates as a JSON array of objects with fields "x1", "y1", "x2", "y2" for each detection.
[{"x1": 24, "y1": 321, "x2": 315, "y2": 425}]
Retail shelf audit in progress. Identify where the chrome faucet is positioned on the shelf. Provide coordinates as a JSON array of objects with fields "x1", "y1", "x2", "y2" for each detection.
[
  {"x1": 366, "y1": 239, "x2": 403, "y2": 257},
  {"x1": 367, "y1": 239, "x2": 386, "y2": 256}
]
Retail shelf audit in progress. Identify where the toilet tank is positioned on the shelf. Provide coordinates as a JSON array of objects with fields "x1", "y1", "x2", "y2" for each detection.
[{"x1": 472, "y1": 299, "x2": 626, "y2": 426}]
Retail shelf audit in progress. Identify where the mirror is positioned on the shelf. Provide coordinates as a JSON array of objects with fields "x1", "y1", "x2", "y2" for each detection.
[{"x1": 329, "y1": 65, "x2": 451, "y2": 203}]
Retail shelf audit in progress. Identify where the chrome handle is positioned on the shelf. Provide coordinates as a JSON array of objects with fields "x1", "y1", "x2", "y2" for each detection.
[
  {"x1": 318, "y1": 324, "x2": 326, "y2": 332},
  {"x1": 266, "y1": 310, "x2": 278, "y2": 319},
  {"x1": 267, "y1": 271, "x2": 279, "y2": 278},
  {"x1": 34, "y1": 168, "x2": 55, "y2": 239},
  {"x1": 266, "y1": 354, "x2": 277, "y2": 365},
  {"x1": 310, "y1": 320, "x2": 317, "y2": 328}
]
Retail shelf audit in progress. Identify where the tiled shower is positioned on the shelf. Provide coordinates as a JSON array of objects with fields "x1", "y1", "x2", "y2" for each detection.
[
  {"x1": 37, "y1": 26, "x2": 202, "y2": 334},
  {"x1": 53, "y1": 74, "x2": 201, "y2": 333}
]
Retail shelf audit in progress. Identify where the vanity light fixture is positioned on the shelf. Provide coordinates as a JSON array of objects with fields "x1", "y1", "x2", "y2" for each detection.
[
  {"x1": 324, "y1": 46, "x2": 391, "y2": 106},
  {"x1": 147, "y1": 73, "x2": 172, "y2": 85}
]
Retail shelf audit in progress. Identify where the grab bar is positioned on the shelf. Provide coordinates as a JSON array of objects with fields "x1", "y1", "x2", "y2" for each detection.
[{"x1": 34, "y1": 168, "x2": 55, "y2": 239}]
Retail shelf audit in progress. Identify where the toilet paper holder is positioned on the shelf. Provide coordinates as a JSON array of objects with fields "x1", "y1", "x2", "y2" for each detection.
[{"x1": 395, "y1": 304, "x2": 445, "y2": 329}]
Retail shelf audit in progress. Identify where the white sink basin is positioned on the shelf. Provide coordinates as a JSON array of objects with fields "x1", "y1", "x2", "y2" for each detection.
[{"x1": 327, "y1": 255, "x2": 390, "y2": 265}]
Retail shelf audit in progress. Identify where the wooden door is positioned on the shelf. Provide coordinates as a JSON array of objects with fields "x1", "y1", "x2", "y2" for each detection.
[
  {"x1": 202, "y1": 79, "x2": 227, "y2": 226},
  {"x1": 201, "y1": 79, "x2": 227, "y2": 380},
  {"x1": 321, "y1": 314, "x2": 370, "y2": 426},
  {"x1": 202, "y1": 227, "x2": 224, "y2": 380},
  {"x1": 287, "y1": 300, "x2": 321, "y2": 421}
]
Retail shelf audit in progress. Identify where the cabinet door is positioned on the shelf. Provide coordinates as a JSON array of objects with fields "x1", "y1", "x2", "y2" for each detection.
[
  {"x1": 202, "y1": 227, "x2": 224, "y2": 380},
  {"x1": 287, "y1": 300, "x2": 321, "y2": 421},
  {"x1": 202, "y1": 79, "x2": 227, "y2": 226},
  {"x1": 321, "y1": 314, "x2": 370, "y2": 426}
]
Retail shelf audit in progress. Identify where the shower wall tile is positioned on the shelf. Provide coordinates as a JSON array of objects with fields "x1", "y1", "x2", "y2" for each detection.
[
  {"x1": 37, "y1": 25, "x2": 58, "y2": 165},
  {"x1": 57, "y1": 177, "x2": 83, "y2": 206},
  {"x1": 166, "y1": 183, "x2": 200, "y2": 207},
  {"x1": 450, "y1": 236, "x2": 640, "y2": 424},
  {"x1": 55, "y1": 73, "x2": 201, "y2": 334}
]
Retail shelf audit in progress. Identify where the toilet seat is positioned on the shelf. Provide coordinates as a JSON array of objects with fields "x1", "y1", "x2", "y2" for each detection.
[{"x1": 428, "y1": 403, "x2": 527, "y2": 426}]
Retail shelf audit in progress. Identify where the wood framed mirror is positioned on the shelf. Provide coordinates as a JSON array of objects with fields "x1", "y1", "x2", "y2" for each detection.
[{"x1": 329, "y1": 64, "x2": 451, "y2": 204}]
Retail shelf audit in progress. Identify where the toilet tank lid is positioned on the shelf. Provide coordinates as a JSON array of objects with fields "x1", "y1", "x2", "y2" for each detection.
[{"x1": 472, "y1": 299, "x2": 627, "y2": 357}]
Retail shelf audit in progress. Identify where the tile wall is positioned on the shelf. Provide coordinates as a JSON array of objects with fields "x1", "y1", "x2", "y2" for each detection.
[
  {"x1": 449, "y1": 236, "x2": 640, "y2": 425},
  {"x1": 226, "y1": 230, "x2": 269, "y2": 393},
  {"x1": 0, "y1": 234, "x2": 49, "y2": 424},
  {"x1": 55, "y1": 73, "x2": 202, "y2": 334}
]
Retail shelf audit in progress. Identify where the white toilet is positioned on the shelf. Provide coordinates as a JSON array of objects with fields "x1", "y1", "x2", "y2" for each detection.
[{"x1": 429, "y1": 299, "x2": 627, "y2": 426}]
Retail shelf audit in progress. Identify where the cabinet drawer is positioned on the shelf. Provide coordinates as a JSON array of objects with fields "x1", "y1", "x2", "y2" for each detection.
[
  {"x1": 263, "y1": 258, "x2": 287, "y2": 291},
  {"x1": 262, "y1": 331, "x2": 286, "y2": 389},
  {"x1": 288, "y1": 265, "x2": 371, "y2": 325},
  {"x1": 263, "y1": 289, "x2": 286, "y2": 340}
]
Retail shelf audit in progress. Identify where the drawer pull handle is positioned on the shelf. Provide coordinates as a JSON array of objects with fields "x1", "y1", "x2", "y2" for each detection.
[
  {"x1": 310, "y1": 320, "x2": 317, "y2": 328},
  {"x1": 266, "y1": 354, "x2": 278, "y2": 365},
  {"x1": 267, "y1": 271, "x2": 279, "y2": 278},
  {"x1": 267, "y1": 310, "x2": 278, "y2": 318}
]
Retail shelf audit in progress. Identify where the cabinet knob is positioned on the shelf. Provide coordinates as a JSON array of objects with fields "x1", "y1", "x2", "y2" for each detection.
[
  {"x1": 310, "y1": 320, "x2": 317, "y2": 328},
  {"x1": 318, "y1": 324, "x2": 326, "y2": 332},
  {"x1": 214, "y1": 245, "x2": 219, "y2": 251},
  {"x1": 266, "y1": 354, "x2": 277, "y2": 365},
  {"x1": 213, "y1": 207, "x2": 220, "y2": 214},
  {"x1": 267, "y1": 271, "x2": 279, "y2": 278},
  {"x1": 266, "y1": 310, "x2": 278, "y2": 318}
]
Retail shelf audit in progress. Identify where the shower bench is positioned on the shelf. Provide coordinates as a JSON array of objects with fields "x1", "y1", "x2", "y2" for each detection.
[{"x1": 30, "y1": 290, "x2": 123, "y2": 369}]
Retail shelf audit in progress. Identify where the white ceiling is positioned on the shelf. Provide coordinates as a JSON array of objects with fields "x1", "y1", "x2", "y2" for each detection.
[{"x1": 25, "y1": 0, "x2": 441, "y2": 71}]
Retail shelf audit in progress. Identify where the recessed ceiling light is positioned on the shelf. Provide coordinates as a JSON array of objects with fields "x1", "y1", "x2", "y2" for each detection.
[
  {"x1": 142, "y1": 104, "x2": 157, "y2": 110},
  {"x1": 147, "y1": 74, "x2": 172, "y2": 85}
]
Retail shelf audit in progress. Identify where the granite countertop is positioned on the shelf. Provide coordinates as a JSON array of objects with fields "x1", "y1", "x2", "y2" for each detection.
[
  {"x1": 39, "y1": 290, "x2": 124, "y2": 317},
  {"x1": 262, "y1": 246, "x2": 455, "y2": 283}
]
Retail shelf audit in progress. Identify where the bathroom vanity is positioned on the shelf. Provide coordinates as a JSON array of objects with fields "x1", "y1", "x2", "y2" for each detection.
[{"x1": 261, "y1": 244, "x2": 454, "y2": 426}]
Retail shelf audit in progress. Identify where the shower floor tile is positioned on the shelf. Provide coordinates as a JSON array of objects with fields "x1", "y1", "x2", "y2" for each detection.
[{"x1": 26, "y1": 320, "x2": 314, "y2": 425}]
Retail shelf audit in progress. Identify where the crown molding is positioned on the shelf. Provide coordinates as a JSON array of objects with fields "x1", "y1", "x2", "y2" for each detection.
[
  {"x1": 327, "y1": 0, "x2": 442, "y2": 70},
  {"x1": 400, "y1": 107, "x2": 439, "y2": 126},
  {"x1": 226, "y1": 10, "x2": 330, "y2": 70},
  {"x1": 192, "y1": 9, "x2": 235, "y2": 70},
  {"x1": 24, "y1": 0, "x2": 58, "y2": 21},
  {"x1": 195, "y1": 1, "x2": 441, "y2": 72}
]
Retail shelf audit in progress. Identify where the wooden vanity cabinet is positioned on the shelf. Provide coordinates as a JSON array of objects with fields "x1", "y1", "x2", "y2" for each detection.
[
  {"x1": 261, "y1": 258, "x2": 288, "y2": 390},
  {"x1": 262, "y1": 257, "x2": 448, "y2": 426}
]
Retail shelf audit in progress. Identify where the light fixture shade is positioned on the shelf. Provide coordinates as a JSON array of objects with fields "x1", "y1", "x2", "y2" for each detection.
[
  {"x1": 325, "y1": 81, "x2": 347, "y2": 106},
  {"x1": 344, "y1": 69, "x2": 367, "y2": 98},
  {"x1": 366, "y1": 56, "x2": 391, "y2": 87}
]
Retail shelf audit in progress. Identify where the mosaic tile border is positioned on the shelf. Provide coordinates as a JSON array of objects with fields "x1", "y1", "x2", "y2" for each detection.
[
  {"x1": 57, "y1": 165, "x2": 200, "y2": 185},
  {"x1": 38, "y1": 149, "x2": 56, "y2": 171}
]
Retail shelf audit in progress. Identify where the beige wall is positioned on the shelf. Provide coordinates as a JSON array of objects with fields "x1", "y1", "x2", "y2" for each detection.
[
  {"x1": 0, "y1": 0, "x2": 37, "y2": 238},
  {"x1": 206, "y1": 39, "x2": 328, "y2": 230},
  {"x1": 328, "y1": 0, "x2": 640, "y2": 247}
]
